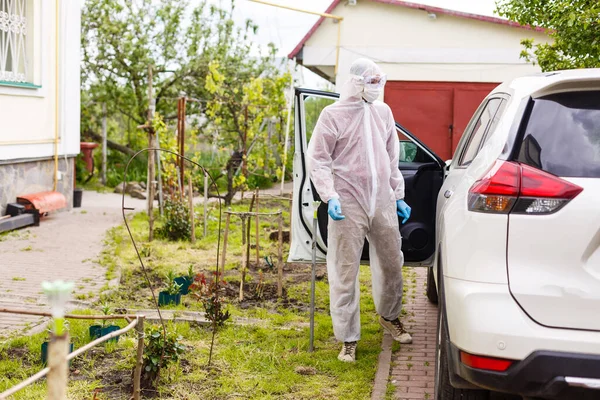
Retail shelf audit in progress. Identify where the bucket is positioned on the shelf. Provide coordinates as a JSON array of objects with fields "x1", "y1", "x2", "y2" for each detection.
[{"x1": 73, "y1": 188, "x2": 83, "y2": 208}]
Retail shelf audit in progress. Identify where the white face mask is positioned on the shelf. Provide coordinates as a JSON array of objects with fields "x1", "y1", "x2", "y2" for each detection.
[{"x1": 362, "y1": 87, "x2": 382, "y2": 103}]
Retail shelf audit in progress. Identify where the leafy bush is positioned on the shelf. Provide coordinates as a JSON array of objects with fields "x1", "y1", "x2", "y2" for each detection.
[
  {"x1": 156, "y1": 196, "x2": 192, "y2": 241},
  {"x1": 142, "y1": 328, "x2": 185, "y2": 386}
]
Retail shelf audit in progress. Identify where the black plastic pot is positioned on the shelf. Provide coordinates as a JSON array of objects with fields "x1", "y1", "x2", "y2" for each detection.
[
  {"x1": 41, "y1": 342, "x2": 74, "y2": 365},
  {"x1": 73, "y1": 188, "x2": 83, "y2": 208},
  {"x1": 175, "y1": 277, "x2": 192, "y2": 295},
  {"x1": 158, "y1": 291, "x2": 181, "y2": 306}
]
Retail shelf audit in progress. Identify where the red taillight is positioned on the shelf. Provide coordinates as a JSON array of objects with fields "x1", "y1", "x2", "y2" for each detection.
[
  {"x1": 468, "y1": 161, "x2": 583, "y2": 214},
  {"x1": 460, "y1": 351, "x2": 514, "y2": 372},
  {"x1": 519, "y1": 163, "x2": 583, "y2": 199}
]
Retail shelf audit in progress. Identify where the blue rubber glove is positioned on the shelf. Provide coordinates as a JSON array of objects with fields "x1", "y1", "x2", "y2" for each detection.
[
  {"x1": 328, "y1": 198, "x2": 345, "y2": 221},
  {"x1": 397, "y1": 199, "x2": 411, "y2": 224}
]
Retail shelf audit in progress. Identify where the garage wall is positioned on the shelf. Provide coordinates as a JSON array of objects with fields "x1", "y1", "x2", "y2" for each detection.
[
  {"x1": 385, "y1": 81, "x2": 498, "y2": 160},
  {"x1": 299, "y1": 0, "x2": 549, "y2": 88}
]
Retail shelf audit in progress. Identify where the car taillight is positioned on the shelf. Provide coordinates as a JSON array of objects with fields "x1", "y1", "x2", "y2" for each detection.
[
  {"x1": 468, "y1": 161, "x2": 583, "y2": 215},
  {"x1": 460, "y1": 351, "x2": 514, "y2": 372}
]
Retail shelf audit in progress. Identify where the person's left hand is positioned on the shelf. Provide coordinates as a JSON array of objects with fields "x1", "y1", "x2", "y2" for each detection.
[{"x1": 396, "y1": 199, "x2": 411, "y2": 224}]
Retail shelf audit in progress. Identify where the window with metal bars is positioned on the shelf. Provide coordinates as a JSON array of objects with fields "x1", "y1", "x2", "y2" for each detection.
[{"x1": 0, "y1": 0, "x2": 29, "y2": 83}]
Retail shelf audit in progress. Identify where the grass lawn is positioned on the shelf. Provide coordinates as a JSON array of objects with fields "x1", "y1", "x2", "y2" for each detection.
[{"x1": 0, "y1": 196, "x2": 417, "y2": 399}]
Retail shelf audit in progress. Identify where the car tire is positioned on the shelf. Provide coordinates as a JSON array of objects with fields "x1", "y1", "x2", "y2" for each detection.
[
  {"x1": 426, "y1": 266, "x2": 438, "y2": 304},
  {"x1": 435, "y1": 306, "x2": 489, "y2": 400}
]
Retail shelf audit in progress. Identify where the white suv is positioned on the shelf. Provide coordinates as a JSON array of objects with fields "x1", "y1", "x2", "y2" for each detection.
[{"x1": 290, "y1": 70, "x2": 600, "y2": 399}]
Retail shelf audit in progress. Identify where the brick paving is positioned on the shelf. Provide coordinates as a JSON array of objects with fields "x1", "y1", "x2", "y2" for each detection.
[
  {"x1": 0, "y1": 191, "x2": 146, "y2": 337},
  {"x1": 391, "y1": 267, "x2": 439, "y2": 400}
]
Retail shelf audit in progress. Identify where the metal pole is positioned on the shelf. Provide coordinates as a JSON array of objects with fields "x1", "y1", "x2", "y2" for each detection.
[
  {"x1": 309, "y1": 201, "x2": 320, "y2": 352},
  {"x1": 102, "y1": 103, "x2": 107, "y2": 185}
]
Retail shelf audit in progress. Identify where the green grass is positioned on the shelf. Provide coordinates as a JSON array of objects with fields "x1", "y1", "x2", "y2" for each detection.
[
  {"x1": 0, "y1": 310, "x2": 129, "y2": 400},
  {"x1": 11, "y1": 277, "x2": 26, "y2": 282},
  {"x1": 0, "y1": 195, "x2": 396, "y2": 399}
]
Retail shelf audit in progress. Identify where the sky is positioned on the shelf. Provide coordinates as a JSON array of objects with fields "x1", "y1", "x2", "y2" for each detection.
[{"x1": 211, "y1": 0, "x2": 501, "y2": 88}]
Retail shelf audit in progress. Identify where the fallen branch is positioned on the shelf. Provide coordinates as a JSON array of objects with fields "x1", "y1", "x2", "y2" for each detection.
[{"x1": 83, "y1": 130, "x2": 136, "y2": 156}]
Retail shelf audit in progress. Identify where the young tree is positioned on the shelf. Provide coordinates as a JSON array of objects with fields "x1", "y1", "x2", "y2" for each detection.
[{"x1": 497, "y1": 0, "x2": 600, "y2": 71}]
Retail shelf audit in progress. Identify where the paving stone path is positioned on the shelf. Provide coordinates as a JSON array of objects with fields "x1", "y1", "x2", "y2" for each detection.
[{"x1": 391, "y1": 267, "x2": 439, "y2": 399}]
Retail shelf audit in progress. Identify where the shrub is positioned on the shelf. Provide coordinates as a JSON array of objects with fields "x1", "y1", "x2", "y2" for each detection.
[
  {"x1": 141, "y1": 328, "x2": 185, "y2": 387},
  {"x1": 157, "y1": 196, "x2": 192, "y2": 241}
]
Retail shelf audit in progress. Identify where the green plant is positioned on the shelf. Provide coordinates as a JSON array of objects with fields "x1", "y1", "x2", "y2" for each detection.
[
  {"x1": 164, "y1": 271, "x2": 182, "y2": 295},
  {"x1": 186, "y1": 264, "x2": 195, "y2": 281},
  {"x1": 189, "y1": 272, "x2": 230, "y2": 327},
  {"x1": 157, "y1": 196, "x2": 191, "y2": 241},
  {"x1": 100, "y1": 303, "x2": 111, "y2": 327},
  {"x1": 142, "y1": 328, "x2": 185, "y2": 386}
]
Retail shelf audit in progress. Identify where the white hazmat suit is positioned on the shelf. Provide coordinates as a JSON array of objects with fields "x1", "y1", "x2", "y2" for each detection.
[{"x1": 307, "y1": 59, "x2": 406, "y2": 343}]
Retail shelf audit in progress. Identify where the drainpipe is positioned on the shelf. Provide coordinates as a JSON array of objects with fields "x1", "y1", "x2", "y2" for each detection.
[{"x1": 53, "y1": 0, "x2": 60, "y2": 191}]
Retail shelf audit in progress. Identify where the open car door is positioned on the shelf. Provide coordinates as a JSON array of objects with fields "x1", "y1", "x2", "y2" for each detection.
[{"x1": 289, "y1": 88, "x2": 445, "y2": 266}]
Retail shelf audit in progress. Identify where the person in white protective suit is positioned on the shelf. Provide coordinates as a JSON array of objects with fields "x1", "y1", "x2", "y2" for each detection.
[{"x1": 307, "y1": 58, "x2": 412, "y2": 362}]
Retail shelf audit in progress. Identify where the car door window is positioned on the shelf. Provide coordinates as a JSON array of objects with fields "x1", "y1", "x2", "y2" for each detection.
[{"x1": 458, "y1": 98, "x2": 503, "y2": 166}]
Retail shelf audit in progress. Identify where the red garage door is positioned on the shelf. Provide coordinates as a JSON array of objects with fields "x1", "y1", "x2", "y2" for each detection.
[{"x1": 385, "y1": 81, "x2": 499, "y2": 160}]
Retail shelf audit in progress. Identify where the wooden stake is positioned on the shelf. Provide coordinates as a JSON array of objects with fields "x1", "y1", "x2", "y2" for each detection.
[
  {"x1": 147, "y1": 66, "x2": 155, "y2": 242},
  {"x1": 247, "y1": 195, "x2": 256, "y2": 270},
  {"x1": 47, "y1": 333, "x2": 69, "y2": 400},
  {"x1": 277, "y1": 211, "x2": 284, "y2": 298},
  {"x1": 203, "y1": 172, "x2": 208, "y2": 238},
  {"x1": 239, "y1": 216, "x2": 247, "y2": 302},
  {"x1": 132, "y1": 316, "x2": 145, "y2": 400},
  {"x1": 189, "y1": 179, "x2": 196, "y2": 244},
  {"x1": 255, "y1": 188, "x2": 260, "y2": 267},
  {"x1": 220, "y1": 212, "x2": 231, "y2": 271}
]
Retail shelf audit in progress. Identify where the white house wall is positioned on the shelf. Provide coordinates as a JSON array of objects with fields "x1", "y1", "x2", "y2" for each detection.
[
  {"x1": 300, "y1": 0, "x2": 550, "y2": 88},
  {"x1": 0, "y1": 0, "x2": 81, "y2": 161}
]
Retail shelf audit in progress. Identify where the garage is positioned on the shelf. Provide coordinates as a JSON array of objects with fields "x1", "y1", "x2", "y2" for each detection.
[{"x1": 385, "y1": 81, "x2": 498, "y2": 160}]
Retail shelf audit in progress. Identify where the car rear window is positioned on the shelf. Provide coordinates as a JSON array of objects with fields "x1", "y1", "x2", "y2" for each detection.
[{"x1": 516, "y1": 90, "x2": 600, "y2": 178}]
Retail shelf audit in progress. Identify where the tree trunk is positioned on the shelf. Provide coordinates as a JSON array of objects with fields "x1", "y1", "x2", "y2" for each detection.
[{"x1": 84, "y1": 130, "x2": 136, "y2": 156}]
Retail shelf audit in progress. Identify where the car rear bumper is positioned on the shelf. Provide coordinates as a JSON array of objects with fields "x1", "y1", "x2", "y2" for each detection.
[
  {"x1": 444, "y1": 276, "x2": 600, "y2": 359},
  {"x1": 444, "y1": 276, "x2": 600, "y2": 398},
  {"x1": 450, "y1": 345, "x2": 600, "y2": 399}
]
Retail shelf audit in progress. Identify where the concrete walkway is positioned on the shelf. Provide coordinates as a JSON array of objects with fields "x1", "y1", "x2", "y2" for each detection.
[
  {"x1": 0, "y1": 183, "x2": 293, "y2": 337},
  {"x1": 0, "y1": 191, "x2": 146, "y2": 336}
]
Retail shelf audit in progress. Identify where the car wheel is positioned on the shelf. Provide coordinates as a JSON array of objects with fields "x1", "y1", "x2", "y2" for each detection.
[
  {"x1": 435, "y1": 301, "x2": 489, "y2": 400},
  {"x1": 426, "y1": 266, "x2": 438, "y2": 304}
]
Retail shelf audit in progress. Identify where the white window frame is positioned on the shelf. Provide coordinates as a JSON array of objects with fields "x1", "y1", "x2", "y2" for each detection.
[{"x1": 0, "y1": 0, "x2": 41, "y2": 90}]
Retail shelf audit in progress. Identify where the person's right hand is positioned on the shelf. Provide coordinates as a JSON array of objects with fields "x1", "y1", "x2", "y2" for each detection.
[{"x1": 328, "y1": 198, "x2": 345, "y2": 221}]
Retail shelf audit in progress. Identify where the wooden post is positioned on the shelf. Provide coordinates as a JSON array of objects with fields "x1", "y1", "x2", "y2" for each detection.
[
  {"x1": 277, "y1": 211, "x2": 284, "y2": 298},
  {"x1": 47, "y1": 333, "x2": 69, "y2": 400},
  {"x1": 203, "y1": 172, "x2": 208, "y2": 237},
  {"x1": 188, "y1": 179, "x2": 196, "y2": 244},
  {"x1": 239, "y1": 215, "x2": 247, "y2": 302},
  {"x1": 220, "y1": 212, "x2": 231, "y2": 271},
  {"x1": 246, "y1": 195, "x2": 256, "y2": 270},
  {"x1": 255, "y1": 188, "x2": 260, "y2": 267},
  {"x1": 177, "y1": 97, "x2": 187, "y2": 190},
  {"x1": 147, "y1": 65, "x2": 155, "y2": 242},
  {"x1": 132, "y1": 316, "x2": 145, "y2": 400},
  {"x1": 101, "y1": 103, "x2": 107, "y2": 186}
]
